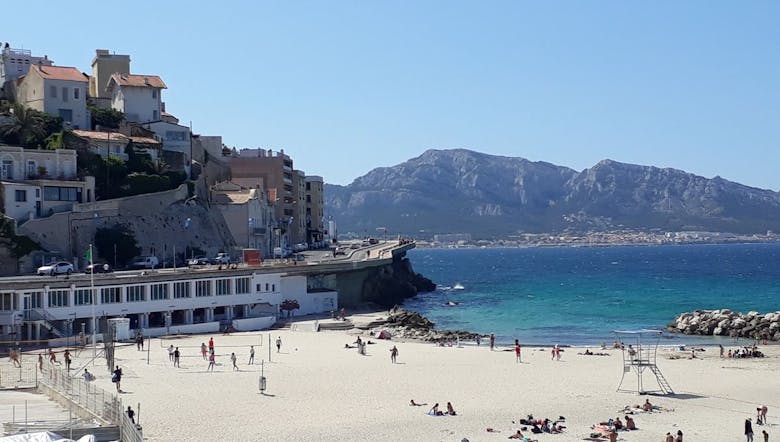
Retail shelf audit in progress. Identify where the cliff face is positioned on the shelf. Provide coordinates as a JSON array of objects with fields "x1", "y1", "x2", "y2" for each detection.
[
  {"x1": 326, "y1": 149, "x2": 780, "y2": 237},
  {"x1": 360, "y1": 257, "x2": 436, "y2": 308}
]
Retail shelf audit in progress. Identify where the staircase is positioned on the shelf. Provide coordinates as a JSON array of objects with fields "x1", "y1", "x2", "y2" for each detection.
[
  {"x1": 649, "y1": 365, "x2": 674, "y2": 394},
  {"x1": 24, "y1": 309, "x2": 69, "y2": 338}
]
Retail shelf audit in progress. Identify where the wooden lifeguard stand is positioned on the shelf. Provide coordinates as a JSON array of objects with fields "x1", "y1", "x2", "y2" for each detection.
[{"x1": 614, "y1": 329, "x2": 674, "y2": 395}]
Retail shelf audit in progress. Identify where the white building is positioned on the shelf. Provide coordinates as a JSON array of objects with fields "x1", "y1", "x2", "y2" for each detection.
[
  {"x1": 0, "y1": 146, "x2": 95, "y2": 223},
  {"x1": 69, "y1": 129, "x2": 161, "y2": 162},
  {"x1": 141, "y1": 120, "x2": 191, "y2": 173},
  {"x1": 0, "y1": 268, "x2": 338, "y2": 341},
  {"x1": 15, "y1": 64, "x2": 90, "y2": 130},
  {"x1": 107, "y1": 73, "x2": 166, "y2": 123},
  {"x1": 0, "y1": 43, "x2": 53, "y2": 99}
]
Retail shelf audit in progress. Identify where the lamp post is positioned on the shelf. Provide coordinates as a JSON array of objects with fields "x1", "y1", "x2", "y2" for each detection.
[{"x1": 248, "y1": 218, "x2": 254, "y2": 249}]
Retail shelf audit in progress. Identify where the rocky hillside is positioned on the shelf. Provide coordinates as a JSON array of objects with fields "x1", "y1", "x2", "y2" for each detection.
[{"x1": 326, "y1": 149, "x2": 780, "y2": 237}]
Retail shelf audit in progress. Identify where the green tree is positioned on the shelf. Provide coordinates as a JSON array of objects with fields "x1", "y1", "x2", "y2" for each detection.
[
  {"x1": 0, "y1": 103, "x2": 45, "y2": 147},
  {"x1": 94, "y1": 224, "x2": 140, "y2": 267},
  {"x1": 88, "y1": 106, "x2": 125, "y2": 130}
]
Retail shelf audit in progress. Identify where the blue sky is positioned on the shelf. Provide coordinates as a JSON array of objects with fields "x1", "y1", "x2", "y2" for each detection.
[{"x1": 3, "y1": 2, "x2": 779, "y2": 189}]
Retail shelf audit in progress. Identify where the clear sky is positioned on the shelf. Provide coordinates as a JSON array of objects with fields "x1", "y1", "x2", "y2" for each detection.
[{"x1": 3, "y1": 2, "x2": 779, "y2": 189}]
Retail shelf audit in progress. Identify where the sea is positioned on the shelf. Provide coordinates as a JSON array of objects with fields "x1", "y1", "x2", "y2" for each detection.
[{"x1": 403, "y1": 243, "x2": 780, "y2": 346}]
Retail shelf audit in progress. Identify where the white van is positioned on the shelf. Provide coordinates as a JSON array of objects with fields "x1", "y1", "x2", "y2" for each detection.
[{"x1": 129, "y1": 256, "x2": 159, "y2": 269}]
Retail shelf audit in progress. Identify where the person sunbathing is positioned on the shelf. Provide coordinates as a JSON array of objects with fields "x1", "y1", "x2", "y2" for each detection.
[
  {"x1": 508, "y1": 430, "x2": 524, "y2": 439},
  {"x1": 624, "y1": 415, "x2": 636, "y2": 430},
  {"x1": 613, "y1": 417, "x2": 623, "y2": 430},
  {"x1": 643, "y1": 399, "x2": 653, "y2": 412},
  {"x1": 429, "y1": 403, "x2": 444, "y2": 416},
  {"x1": 410, "y1": 399, "x2": 426, "y2": 406},
  {"x1": 446, "y1": 402, "x2": 457, "y2": 416}
]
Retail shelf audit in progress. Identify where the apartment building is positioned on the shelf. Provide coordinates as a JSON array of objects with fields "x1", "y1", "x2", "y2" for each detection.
[
  {"x1": 305, "y1": 175, "x2": 325, "y2": 244},
  {"x1": 15, "y1": 64, "x2": 90, "y2": 129},
  {"x1": 107, "y1": 73, "x2": 166, "y2": 123},
  {"x1": 0, "y1": 43, "x2": 53, "y2": 99},
  {"x1": 89, "y1": 49, "x2": 130, "y2": 108},
  {"x1": 0, "y1": 146, "x2": 95, "y2": 223},
  {"x1": 210, "y1": 181, "x2": 274, "y2": 257}
]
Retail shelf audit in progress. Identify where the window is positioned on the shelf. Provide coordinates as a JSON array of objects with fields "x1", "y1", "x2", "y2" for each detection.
[
  {"x1": 35, "y1": 189, "x2": 40, "y2": 198},
  {"x1": 27, "y1": 160, "x2": 36, "y2": 177},
  {"x1": 62, "y1": 87, "x2": 68, "y2": 102},
  {"x1": 152, "y1": 90, "x2": 157, "y2": 98},
  {"x1": 50, "y1": 85, "x2": 57, "y2": 98},
  {"x1": 126, "y1": 286, "x2": 145, "y2": 302},
  {"x1": 216, "y1": 279, "x2": 231, "y2": 296},
  {"x1": 43, "y1": 186, "x2": 80, "y2": 201},
  {"x1": 15, "y1": 190, "x2": 27, "y2": 202},
  {"x1": 100, "y1": 287, "x2": 121, "y2": 304},
  {"x1": 235, "y1": 278, "x2": 250, "y2": 295},
  {"x1": 48, "y1": 290, "x2": 69, "y2": 307},
  {"x1": 150, "y1": 283, "x2": 169, "y2": 300},
  {"x1": 195, "y1": 280, "x2": 211, "y2": 297},
  {"x1": 0, "y1": 293, "x2": 15, "y2": 311},
  {"x1": 23, "y1": 292, "x2": 42, "y2": 309},
  {"x1": 1, "y1": 159, "x2": 13, "y2": 180},
  {"x1": 74, "y1": 88, "x2": 79, "y2": 100},
  {"x1": 58, "y1": 109, "x2": 73, "y2": 123},
  {"x1": 173, "y1": 281, "x2": 191, "y2": 299},
  {"x1": 75, "y1": 289, "x2": 93, "y2": 305},
  {"x1": 272, "y1": 284, "x2": 276, "y2": 292},
  {"x1": 165, "y1": 131, "x2": 188, "y2": 141},
  {"x1": 265, "y1": 283, "x2": 269, "y2": 292},
  {"x1": 152, "y1": 110, "x2": 158, "y2": 120}
]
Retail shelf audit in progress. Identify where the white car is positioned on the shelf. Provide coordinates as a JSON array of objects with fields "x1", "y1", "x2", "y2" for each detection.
[{"x1": 38, "y1": 261, "x2": 74, "y2": 276}]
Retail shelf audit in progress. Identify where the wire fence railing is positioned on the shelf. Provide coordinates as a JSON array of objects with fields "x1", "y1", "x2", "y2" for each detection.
[{"x1": 1, "y1": 361, "x2": 143, "y2": 442}]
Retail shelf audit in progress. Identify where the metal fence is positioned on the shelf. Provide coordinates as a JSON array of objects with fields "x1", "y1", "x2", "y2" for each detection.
[
  {"x1": 0, "y1": 359, "x2": 38, "y2": 389},
  {"x1": 1, "y1": 362, "x2": 143, "y2": 442}
]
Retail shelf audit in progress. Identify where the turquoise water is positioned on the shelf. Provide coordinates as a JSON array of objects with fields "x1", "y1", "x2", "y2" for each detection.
[{"x1": 404, "y1": 244, "x2": 780, "y2": 345}]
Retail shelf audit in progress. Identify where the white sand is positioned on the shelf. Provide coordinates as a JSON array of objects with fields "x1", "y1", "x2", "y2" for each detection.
[{"x1": 74, "y1": 328, "x2": 779, "y2": 442}]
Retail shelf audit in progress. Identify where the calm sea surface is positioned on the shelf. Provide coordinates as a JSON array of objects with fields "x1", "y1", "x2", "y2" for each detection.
[{"x1": 404, "y1": 244, "x2": 780, "y2": 345}]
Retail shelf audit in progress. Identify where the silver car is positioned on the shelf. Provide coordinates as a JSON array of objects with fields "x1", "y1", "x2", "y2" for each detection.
[{"x1": 37, "y1": 261, "x2": 75, "y2": 276}]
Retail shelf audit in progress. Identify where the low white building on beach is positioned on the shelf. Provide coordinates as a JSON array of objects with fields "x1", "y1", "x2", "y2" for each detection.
[{"x1": 0, "y1": 267, "x2": 337, "y2": 342}]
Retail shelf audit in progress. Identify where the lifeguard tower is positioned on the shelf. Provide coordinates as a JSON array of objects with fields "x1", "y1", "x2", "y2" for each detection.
[{"x1": 614, "y1": 329, "x2": 674, "y2": 395}]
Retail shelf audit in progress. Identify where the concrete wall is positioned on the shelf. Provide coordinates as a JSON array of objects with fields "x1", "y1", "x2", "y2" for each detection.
[
  {"x1": 232, "y1": 316, "x2": 275, "y2": 331},
  {"x1": 143, "y1": 322, "x2": 220, "y2": 337}
]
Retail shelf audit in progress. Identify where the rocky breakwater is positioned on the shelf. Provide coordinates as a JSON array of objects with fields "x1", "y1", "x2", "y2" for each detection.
[
  {"x1": 361, "y1": 257, "x2": 436, "y2": 308},
  {"x1": 668, "y1": 309, "x2": 780, "y2": 341},
  {"x1": 374, "y1": 306, "x2": 480, "y2": 342}
]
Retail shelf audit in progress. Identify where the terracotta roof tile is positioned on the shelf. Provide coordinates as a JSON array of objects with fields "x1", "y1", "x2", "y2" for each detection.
[
  {"x1": 31, "y1": 64, "x2": 88, "y2": 82},
  {"x1": 110, "y1": 73, "x2": 166, "y2": 89},
  {"x1": 71, "y1": 130, "x2": 128, "y2": 143},
  {"x1": 128, "y1": 136, "x2": 161, "y2": 145}
]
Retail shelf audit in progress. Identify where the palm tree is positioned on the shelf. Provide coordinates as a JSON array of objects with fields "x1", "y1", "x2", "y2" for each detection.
[{"x1": 0, "y1": 103, "x2": 46, "y2": 147}]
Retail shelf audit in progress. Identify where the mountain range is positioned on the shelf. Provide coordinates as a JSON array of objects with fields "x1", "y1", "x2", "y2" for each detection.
[{"x1": 324, "y1": 149, "x2": 780, "y2": 238}]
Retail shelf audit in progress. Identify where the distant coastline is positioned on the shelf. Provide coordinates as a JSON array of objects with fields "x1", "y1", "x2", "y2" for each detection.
[{"x1": 412, "y1": 230, "x2": 780, "y2": 249}]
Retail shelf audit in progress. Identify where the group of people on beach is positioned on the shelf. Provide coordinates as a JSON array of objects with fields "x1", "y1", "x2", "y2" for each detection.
[
  {"x1": 427, "y1": 402, "x2": 457, "y2": 416},
  {"x1": 723, "y1": 343, "x2": 765, "y2": 359}
]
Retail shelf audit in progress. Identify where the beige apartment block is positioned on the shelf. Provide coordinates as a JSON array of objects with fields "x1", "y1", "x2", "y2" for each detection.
[
  {"x1": 210, "y1": 181, "x2": 274, "y2": 257},
  {"x1": 89, "y1": 49, "x2": 130, "y2": 109},
  {"x1": 16, "y1": 64, "x2": 90, "y2": 129}
]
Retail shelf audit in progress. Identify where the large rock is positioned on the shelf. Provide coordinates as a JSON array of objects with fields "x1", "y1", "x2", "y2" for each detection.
[{"x1": 669, "y1": 310, "x2": 780, "y2": 341}]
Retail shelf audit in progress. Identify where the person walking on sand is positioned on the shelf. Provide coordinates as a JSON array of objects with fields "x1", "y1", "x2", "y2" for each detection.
[
  {"x1": 276, "y1": 336, "x2": 282, "y2": 353},
  {"x1": 112, "y1": 366, "x2": 123, "y2": 393},
  {"x1": 489, "y1": 333, "x2": 495, "y2": 351},
  {"x1": 746, "y1": 418, "x2": 754, "y2": 442},
  {"x1": 390, "y1": 345, "x2": 398, "y2": 363},
  {"x1": 208, "y1": 337, "x2": 214, "y2": 354},
  {"x1": 760, "y1": 405, "x2": 768, "y2": 425},
  {"x1": 9, "y1": 348, "x2": 21, "y2": 368},
  {"x1": 515, "y1": 343, "x2": 521, "y2": 363},
  {"x1": 38, "y1": 353, "x2": 44, "y2": 372},
  {"x1": 230, "y1": 352, "x2": 238, "y2": 371},
  {"x1": 207, "y1": 352, "x2": 216, "y2": 372},
  {"x1": 168, "y1": 344, "x2": 175, "y2": 362},
  {"x1": 173, "y1": 347, "x2": 180, "y2": 368},
  {"x1": 201, "y1": 343, "x2": 208, "y2": 360},
  {"x1": 249, "y1": 346, "x2": 255, "y2": 365},
  {"x1": 127, "y1": 406, "x2": 135, "y2": 424},
  {"x1": 64, "y1": 350, "x2": 71, "y2": 371},
  {"x1": 83, "y1": 368, "x2": 93, "y2": 382}
]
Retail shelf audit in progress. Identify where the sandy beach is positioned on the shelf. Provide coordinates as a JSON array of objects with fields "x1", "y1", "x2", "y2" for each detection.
[{"x1": 70, "y1": 318, "x2": 778, "y2": 442}]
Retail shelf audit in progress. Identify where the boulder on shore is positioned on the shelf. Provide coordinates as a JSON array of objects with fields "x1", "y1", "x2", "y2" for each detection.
[{"x1": 668, "y1": 310, "x2": 780, "y2": 341}]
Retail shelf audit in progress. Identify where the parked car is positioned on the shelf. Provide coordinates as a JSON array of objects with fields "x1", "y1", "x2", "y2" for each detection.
[
  {"x1": 128, "y1": 256, "x2": 159, "y2": 269},
  {"x1": 85, "y1": 263, "x2": 112, "y2": 274},
  {"x1": 188, "y1": 256, "x2": 210, "y2": 266},
  {"x1": 37, "y1": 261, "x2": 74, "y2": 276},
  {"x1": 334, "y1": 247, "x2": 347, "y2": 256},
  {"x1": 273, "y1": 247, "x2": 291, "y2": 259},
  {"x1": 368, "y1": 238, "x2": 379, "y2": 245},
  {"x1": 349, "y1": 243, "x2": 361, "y2": 249},
  {"x1": 211, "y1": 253, "x2": 231, "y2": 265}
]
